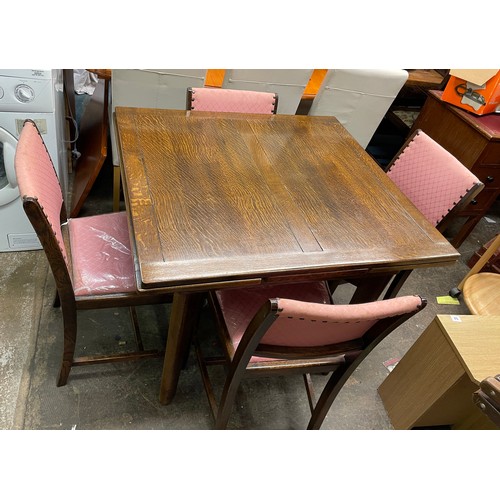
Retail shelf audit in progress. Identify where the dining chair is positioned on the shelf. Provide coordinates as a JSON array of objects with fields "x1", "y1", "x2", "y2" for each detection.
[
  {"x1": 15, "y1": 119, "x2": 172, "y2": 386},
  {"x1": 329, "y1": 129, "x2": 484, "y2": 301},
  {"x1": 221, "y1": 69, "x2": 313, "y2": 115},
  {"x1": 186, "y1": 87, "x2": 278, "y2": 114},
  {"x1": 308, "y1": 69, "x2": 409, "y2": 148},
  {"x1": 449, "y1": 233, "x2": 500, "y2": 314},
  {"x1": 195, "y1": 280, "x2": 427, "y2": 429},
  {"x1": 380, "y1": 129, "x2": 484, "y2": 299},
  {"x1": 109, "y1": 69, "x2": 207, "y2": 211}
]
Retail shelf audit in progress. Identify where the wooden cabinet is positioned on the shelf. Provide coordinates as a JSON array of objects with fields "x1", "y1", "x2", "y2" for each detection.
[
  {"x1": 378, "y1": 315, "x2": 500, "y2": 430},
  {"x1": 411, "y1": 90, "x2": 500, "y2": 247}
]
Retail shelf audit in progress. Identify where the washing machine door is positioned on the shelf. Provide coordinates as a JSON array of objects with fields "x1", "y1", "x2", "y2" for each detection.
[{"x1": 0, "y1": 126, "x2": 19, "y2": 207}]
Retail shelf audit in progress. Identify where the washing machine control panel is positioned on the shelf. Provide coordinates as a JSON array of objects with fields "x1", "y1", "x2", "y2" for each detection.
[{"x1": 0, "y1": 71, "x2": 54, "y2": 112}]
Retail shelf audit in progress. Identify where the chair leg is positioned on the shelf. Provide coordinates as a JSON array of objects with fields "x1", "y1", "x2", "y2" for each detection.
[
  {"x1": 113, "y1": 165, "x2": 121, "y2": 212},
  {"x1": 194, "y1": 338, "x2": 220, "y2": 421},
  {"x1": 303, "y1": 373, "x2": 317, "y2": 413},
  {"x1": 56, "y1": 304, "x2": 78, "y2": 386},
  {"x1": 215, "y1": 361, "x2": 249, "y2": 430},
  {"x1": 129, "y1": 306, "x2": 144, "y2": 351},
  {"x1": 307, "y1": 363, "x2": 352, "y2": 430}
]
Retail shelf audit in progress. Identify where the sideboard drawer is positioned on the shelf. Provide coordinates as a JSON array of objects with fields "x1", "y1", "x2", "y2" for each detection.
[
  {"x1": 461, "y1": 188, "x2": 499, "y2": 214},
  {"x1": 479, "y1": 142, "x2": 500, "y2": 166},
  {"x1": 472, "y1": 164, "x2": 500, "y2": 188}
]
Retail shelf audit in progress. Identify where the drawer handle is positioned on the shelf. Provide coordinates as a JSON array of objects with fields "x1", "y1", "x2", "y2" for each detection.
[
  {"x1": 471, "y1": 199, "x2": 478, "y2": 205},
  {"x1": 486, "y1": 175, "x2": 494, "y2": 183}
]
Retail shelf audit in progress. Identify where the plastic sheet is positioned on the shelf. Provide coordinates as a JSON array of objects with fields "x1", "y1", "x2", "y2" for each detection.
[{"x1": 69, "y1": 212, "x2": 137, "y2": 296}]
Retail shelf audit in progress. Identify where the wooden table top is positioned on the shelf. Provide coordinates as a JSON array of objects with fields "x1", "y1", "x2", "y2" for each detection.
[{"x1": 116, "y1": 107, "x2": 459, "y2": 291}]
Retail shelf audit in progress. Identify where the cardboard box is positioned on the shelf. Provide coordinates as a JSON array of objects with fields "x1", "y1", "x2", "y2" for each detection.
[{"x1": 442, "y1": 69, "x2": 500, "y2": 115}]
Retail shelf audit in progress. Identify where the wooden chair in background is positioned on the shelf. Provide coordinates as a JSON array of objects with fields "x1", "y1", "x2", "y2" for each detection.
[
  {"x1": 187, "y1": 87, "x2": 278, "y2": 114},
  {"x1": 450, "y1": 233, "x2": 500, "y2": 315},
  {"x1": 330, "y1": 129, "x2": 484, "y2": 301},
  {"x1": 15, "y1": 119, "x2": 171, "y2": 386},
  {"x1": 381, "y1": 129, "x2": 484, "y2": 299}
]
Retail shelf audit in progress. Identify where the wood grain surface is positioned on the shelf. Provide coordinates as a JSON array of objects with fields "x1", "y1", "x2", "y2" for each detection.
[{"x1": 116, "y1": 107, "x2": 459, "y2": 290}]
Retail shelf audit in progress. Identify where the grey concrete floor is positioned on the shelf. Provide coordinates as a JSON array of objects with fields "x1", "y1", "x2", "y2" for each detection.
[{"x1": 1, "y1": 152, "x2": 498, "y2": 432}]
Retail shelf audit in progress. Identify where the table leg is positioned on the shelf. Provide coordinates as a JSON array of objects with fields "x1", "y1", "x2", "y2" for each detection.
[
  {"x1": 159, "y1": 291, "x2": 204, "y2": 405},
  {"x1": 349, "y1": 274, "x2": 395, "y2": 304}
]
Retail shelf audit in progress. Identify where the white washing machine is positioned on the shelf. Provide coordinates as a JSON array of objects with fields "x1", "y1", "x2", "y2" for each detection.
[{"x1": 0, "y1": 69, "x2": 68, "y2": 252}]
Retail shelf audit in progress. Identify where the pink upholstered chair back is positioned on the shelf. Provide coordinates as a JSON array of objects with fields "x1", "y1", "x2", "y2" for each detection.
[
  {"x1": 188, "y1": 87, "x2": 277, "y2": 114},
  {"x1": 386, "y1": 130, "x2": 482, "y2": 227},
  {"x1": 14, "y1": 120, "x2": 68, "y2": 263},
  {"x1": 261, "y1": 295, "x2": 424, "y2": 347}
]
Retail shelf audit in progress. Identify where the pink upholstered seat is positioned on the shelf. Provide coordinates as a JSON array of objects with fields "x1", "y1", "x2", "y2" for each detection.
[
  {"x1": 15, "y1": 119, "x2": 170, "y2": 387},
  {"x1": 387, "y1": 130, "x2": 482, "y2": 227},
  {"x1": 198, "y1": 279, "x2": 426, "y2": 429},
  {"x1": 188, "y1": 87, "x2": 278, "y2": 114},
  {"x1": 69, "y1": 212, "x2": 137, "y2": 296}
]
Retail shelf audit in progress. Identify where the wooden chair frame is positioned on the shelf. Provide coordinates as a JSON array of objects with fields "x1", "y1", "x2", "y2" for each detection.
[
  {"x1": 196, "y1": 291, "x2": 427, "y2": 429},
  {"x1": 381, "y1": 129, "x2": 484, "y2": 300},
  {"x1": 19, "y1": 120, "x2": 171, "y2": 387}
]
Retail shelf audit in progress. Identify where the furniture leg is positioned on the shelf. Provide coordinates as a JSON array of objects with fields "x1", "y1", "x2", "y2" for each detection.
[
  {"x1": 113, "y1": 165, "x2": 121, "y2": 212},
  {"x1": 350, "y1": 275, "x2": 394, "y2": 304},
  {"x1": 159, "y1": 291, "x2": 204, "y2": 404}
]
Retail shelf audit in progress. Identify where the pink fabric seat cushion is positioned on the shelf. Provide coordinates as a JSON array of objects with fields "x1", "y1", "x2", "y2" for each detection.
[
  {"x1": 69, "y1": 211, "x2": 137, "y2": 296},
  {"x1": 262, "y1": 295, "x2": 423, "y2": 346},
  {"x1": 216, "y1": 281, "x2": 331, "y2": 362},
  {"x1": 15, "y1": 120, "x2": 68, "y2": 263},
  {"x1": 190, "y1": 87, "x2": 276, "y2": 114},
  {"x1": 387, "y1": 131, "x2": 480, "y2": 226}
]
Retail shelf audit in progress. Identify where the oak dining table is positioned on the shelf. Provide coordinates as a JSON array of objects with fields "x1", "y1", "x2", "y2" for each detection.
[{"x1": 115, "y1": 106, "x2": 460, "y2": 405}]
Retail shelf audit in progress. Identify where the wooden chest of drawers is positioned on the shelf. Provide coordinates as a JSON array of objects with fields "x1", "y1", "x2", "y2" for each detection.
[{"x1": 411, "y1": 90, "x2": 500, "y2": 247}]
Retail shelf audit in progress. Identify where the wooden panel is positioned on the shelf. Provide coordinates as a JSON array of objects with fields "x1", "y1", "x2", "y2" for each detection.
[
  {"x1": 379, "y1": 315, "x2": 500, "y2": 429},
  {"x1": 378, "y1": 318, "x2": 465, "y2": 429},
  {"x1": 70, "y1": 78, "x2": 108, "y2": 217},
  {"x1": 480, "y1": 142, "x2": 500, "y2": 165}
]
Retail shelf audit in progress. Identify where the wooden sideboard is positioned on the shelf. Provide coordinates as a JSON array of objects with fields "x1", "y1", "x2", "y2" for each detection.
[
  {"x1": 378, "y1": 315, "x2": 500, "y2": 430},
  {"x1": 411, "y1": 90, "x2": 500, "y2": 247}
]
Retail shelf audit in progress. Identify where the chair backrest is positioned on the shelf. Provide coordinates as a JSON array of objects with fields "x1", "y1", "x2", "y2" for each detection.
[
  {"x1": 14, "y1": 120, "x2": 73, "y2": 289},
  {"x1": 308, "y1": 69, "x2": 409, "y2": 148},
  {"x1": 221, "y1": 69, "x2": 313, "y2": 115},
  {"x1": 109, "y1": 69, "x2": 207, "y2": 165},
  {"x1": 241, "y1": 294, "x2": 426, "y2": 360},
  {"x1": 386, "y1": 130, "x2": 484, "y2": 230},
  {"x1": 187, "y1": 87, "x2": 278, "y2": 114}
]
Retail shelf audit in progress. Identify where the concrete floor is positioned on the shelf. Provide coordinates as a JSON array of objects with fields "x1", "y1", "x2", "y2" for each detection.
[{"x1": 1, "y1": 146, "x2": 498, "y2": 432}]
